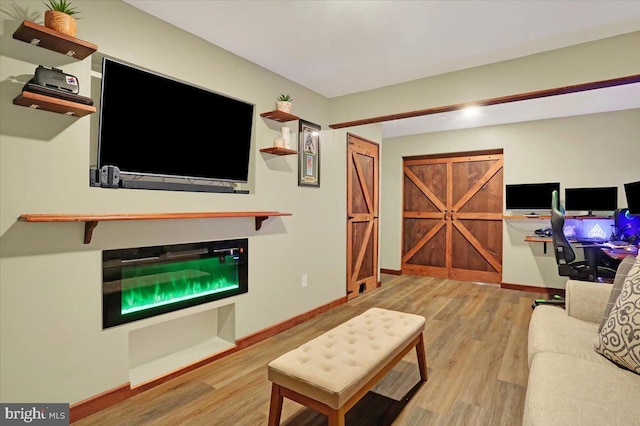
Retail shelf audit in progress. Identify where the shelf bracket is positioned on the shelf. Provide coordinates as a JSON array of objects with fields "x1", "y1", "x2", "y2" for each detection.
[
  {"x1": 84, "y1": 221, "x2": 98, "y2": 244},
  {"x1": 255, "y1": 216, "x2": 269, "y2": 231}
]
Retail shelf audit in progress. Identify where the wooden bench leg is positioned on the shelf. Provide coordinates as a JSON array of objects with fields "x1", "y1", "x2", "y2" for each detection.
[
  {"x1": 327, "y1": 407, "x2": 346, "y2": 426},
  {"x1": 268, "y1": 384, "x2": 283, "y2": 426},
  {"x1": 416, "y1": 333, "x2": 428, "y2": 381}
]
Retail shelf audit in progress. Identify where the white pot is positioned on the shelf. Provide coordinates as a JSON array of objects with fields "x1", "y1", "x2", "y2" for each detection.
[{"x1": 276, "y1": 101, "x2": 292, "y2": 113}]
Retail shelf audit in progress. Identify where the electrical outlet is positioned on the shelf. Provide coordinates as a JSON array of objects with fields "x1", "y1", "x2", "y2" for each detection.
[{"x1": 301, "y1": 274, "x2": 308, "y2": 288}]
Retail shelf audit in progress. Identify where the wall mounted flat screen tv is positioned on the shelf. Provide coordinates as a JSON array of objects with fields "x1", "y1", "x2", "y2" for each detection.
[
  {"x1": 98, "y1": 58, "x2": 254, "y2": 188},
  {"x1": 564, "y1": 186, "x2": 618, "y2": 215},
  {"x1": 505, "y1": 182, "x2": 560, "y2": 212},
  {"x1": 624, "y1": 180, "x2": 640, "y2": 215}
]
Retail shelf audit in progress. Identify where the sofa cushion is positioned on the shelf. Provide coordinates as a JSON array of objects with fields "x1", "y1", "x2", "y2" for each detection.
[
  {"x1": 594, "y1": 256, "x2": 640, "y2": 374},
  {"x1": 565, "y1": 279, "x2": 612, "y2": 324},
  {"x1": 599, "y1": 255, "x2": 638, "y2": 332},
  {"x1": 527, "y1": 305, "x2": 611, "y2": 368},
  {"x1": 523, "y1": 352, "x2": 640, "y2": 426}
]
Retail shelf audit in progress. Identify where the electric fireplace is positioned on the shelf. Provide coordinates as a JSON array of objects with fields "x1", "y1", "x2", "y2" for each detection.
[{"x1": 102, "y1": 239, "x2": 248, "y2": 329}]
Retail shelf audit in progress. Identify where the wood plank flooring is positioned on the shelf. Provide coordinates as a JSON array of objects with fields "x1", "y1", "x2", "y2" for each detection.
[{"x1": 75, "y1": 274, "x2": 546, "y2": 426}]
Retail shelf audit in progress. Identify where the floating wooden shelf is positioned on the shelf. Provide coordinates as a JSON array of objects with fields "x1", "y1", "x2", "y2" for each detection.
[
  {"x1": 260, "y1": 110, "x2": 300, "y2": 122},
  {"x1": 12, "y1": 20, "x2": 97, "y2": 59},
  {"x1": 18, "y1": 211, "x2": 292, "y2": 244},
  {"x1": 13, "y1": 91, "x2": 96, "y2": 117},
  {"x1": 259, "y1": 147, "x2": 298, "y2": 156}
]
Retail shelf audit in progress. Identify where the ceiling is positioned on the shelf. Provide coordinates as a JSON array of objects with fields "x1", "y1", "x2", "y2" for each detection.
[{"x1": 124, "y1": 0, "x2": 640, "y2": 136}]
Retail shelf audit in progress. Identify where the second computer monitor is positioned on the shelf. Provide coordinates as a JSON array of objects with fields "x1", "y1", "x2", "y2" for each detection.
[
  {"x1": 624, "y1": 180, "x2": 640, "y2": 216},
  {"x1": 564, "y1": 186, "x2": 617, "y2": 216}
]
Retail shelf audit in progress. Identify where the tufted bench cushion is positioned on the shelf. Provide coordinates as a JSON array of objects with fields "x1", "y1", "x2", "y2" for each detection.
[{"x1": 267, "y1": 307, "x2": 427, "y2": 425}]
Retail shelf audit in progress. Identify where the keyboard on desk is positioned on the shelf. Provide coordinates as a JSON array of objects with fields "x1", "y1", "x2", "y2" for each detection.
[
  {"x1": 577, "y1": 238, "x2": 607, "y2": 244},
  {"x1": 603, "y1": 241, "x2": 631, "y2": 249}
]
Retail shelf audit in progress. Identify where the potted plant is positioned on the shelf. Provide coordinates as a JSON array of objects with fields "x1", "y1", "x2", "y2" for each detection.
[
  {"x1": 276, "y1": 94, "x2": 293, "y2": 113},
  {"x1": 44, "y1": 0, "x2": 79, "y2": 37}
]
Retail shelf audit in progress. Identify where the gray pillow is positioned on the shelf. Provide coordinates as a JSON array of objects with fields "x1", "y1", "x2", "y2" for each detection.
[
  {"x1": 594, "y1": 256, "x2": 640, "y2": 375},
  {"x1": 599, "y1": 256, "x2": 638, "y2": 332}
]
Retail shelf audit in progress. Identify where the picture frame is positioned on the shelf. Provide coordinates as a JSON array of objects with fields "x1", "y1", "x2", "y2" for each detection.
[{"x1": 298, "y1": 120, "x2": 321, "y2": 187}]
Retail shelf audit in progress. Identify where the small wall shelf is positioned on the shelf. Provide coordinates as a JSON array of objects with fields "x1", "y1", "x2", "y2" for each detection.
[
  {"x1": 12, "y1": 20, "x2": 98, "y2": 59},
  {"x1": 259, "y1": 147, "x2": 298, "y2": 156},
  {"x1": 13, "y1": 91, "x2": 96, "y2": 117},
  {"x1": 260, "y1": 110, "x2": 300, "y2": 122},
  {"x1": 18, "y1": 211, "x2": 292, "y2": 244}
]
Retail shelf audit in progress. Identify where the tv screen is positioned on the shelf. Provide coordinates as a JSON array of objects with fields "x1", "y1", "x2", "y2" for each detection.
[
  {"x1": 98, "y1": 58, "x2": 254, "y2": 185},
  {"x1": 564, "y1": 186, "x2": 618, "y2": 214},
  {"x1": 505, "y1": 182, "x2": 560, "y2": 211},
  {"x1": 624, "y1": 180, "x2": 640, "y2": 215}
]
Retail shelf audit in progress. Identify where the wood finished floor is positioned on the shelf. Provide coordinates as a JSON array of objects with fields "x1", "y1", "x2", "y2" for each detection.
[{"x1": 75, "y1": 274, "x2": 546, "y2": 426}]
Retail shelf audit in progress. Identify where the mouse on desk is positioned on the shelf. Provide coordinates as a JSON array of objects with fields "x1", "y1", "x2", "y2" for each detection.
[{"x1": 534, "y1": 227, "x2": 553, "y2": 237}]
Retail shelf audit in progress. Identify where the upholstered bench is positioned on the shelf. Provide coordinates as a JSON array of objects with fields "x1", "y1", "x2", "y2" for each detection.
[{"x1": 267, "y1": 307, "x2": 428, "y2": 426}]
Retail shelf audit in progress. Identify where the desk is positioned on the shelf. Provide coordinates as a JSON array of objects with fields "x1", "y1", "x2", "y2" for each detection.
[
  {"x1": 524, "y1": 236, "x2": 571, "y2": 254},
  {"x1": 602, "y1": 247, "x2": 638, "y2": 260},
  {"x1": 524, "y1": 236, "x2": 638, "y2": 260}
]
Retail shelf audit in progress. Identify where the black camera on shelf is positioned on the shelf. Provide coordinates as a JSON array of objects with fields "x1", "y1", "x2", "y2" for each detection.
[{"x1": 22, "y1": 65, "x2": 94, "y2": 105}]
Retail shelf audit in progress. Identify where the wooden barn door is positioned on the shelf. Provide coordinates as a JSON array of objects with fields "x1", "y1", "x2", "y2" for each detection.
[
  {"x1": 402, "y1": 150, "x2": 503, "y2": 283},
  {"x1": 346, "y1": 134, "x2": 379, "y2": 300}
]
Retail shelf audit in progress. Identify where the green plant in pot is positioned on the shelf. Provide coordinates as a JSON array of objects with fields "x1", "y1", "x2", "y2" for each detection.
[
  {"x1": 44, "y1": 0, "x2": 79, "y2": 37},
  {"x1": 276, "y1": 94, "x2": 293, "y2": 113}
]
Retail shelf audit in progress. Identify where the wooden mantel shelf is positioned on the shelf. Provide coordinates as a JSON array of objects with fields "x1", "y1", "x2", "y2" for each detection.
[{"x1": 18, "y1": 212, "x2": 292, "y2": 244}]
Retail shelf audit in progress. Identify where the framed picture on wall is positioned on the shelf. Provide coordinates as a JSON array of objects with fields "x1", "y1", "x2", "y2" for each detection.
[{"x1": 298, "y1": 120, "x2": 321, "y2": 187}]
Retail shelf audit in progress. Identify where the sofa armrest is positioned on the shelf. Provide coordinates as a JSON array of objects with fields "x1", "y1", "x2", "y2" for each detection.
[{"x1": 565, "y1": 279, "x2": 612, "y2": 323}]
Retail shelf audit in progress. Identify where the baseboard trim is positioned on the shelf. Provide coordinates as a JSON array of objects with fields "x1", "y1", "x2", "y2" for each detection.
[
  {"x1": 500, "y1": 282, "x2": 566, "y2": 298},
  {"x1": 70, "y1": 383, "x2": 131, "y2": 423},
  {"x1": 69, "y1": 296, "x2": 347, "y2": 423},
  {"x1": 379, "y1": 270, "x2": 563, "y2": 296}
]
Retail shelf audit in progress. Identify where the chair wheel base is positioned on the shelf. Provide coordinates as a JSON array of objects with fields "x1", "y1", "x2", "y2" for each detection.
[{"x1": 532, "y1": 297, "x2": 565, "y2": 309}]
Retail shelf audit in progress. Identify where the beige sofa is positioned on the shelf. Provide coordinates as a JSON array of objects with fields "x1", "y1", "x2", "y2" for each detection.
[{"x1": 524, "y1": 255, "x2": 640, "y2": 426}]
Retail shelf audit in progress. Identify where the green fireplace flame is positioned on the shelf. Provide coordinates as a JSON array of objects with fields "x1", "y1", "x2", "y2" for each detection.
[{"x1": 120, "y1": 256, "x2": 240, "y2": 315}]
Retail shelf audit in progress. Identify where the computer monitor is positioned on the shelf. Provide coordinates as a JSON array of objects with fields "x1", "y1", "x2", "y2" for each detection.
[
  {"x1": 505, "y1": 182, "x2": 559, "y2": 212},
  {"x1": 564, "y1": 186, "x2": 617, "y2": 216},
  {"x1": 614, "y1": 208, "x2": 640, "y2": 242},
  {"x1": 624, "y1": 180, "x2": 640, "y2": 216}
]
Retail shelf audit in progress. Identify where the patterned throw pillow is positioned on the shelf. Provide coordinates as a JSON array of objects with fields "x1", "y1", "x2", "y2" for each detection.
[
  {"x1": 599, "y1": 256, "x2": 638, "y2": 332},
  {"x1": 594, "y1": 255, "x2": 640, "y2": 374}
]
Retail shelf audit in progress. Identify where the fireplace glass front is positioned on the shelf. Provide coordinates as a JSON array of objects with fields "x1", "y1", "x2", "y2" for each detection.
[{"x1": 103, "y1": 239, "x2": 248, "y2": 329}]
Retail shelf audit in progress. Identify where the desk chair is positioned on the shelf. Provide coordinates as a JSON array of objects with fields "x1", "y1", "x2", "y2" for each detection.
[
  {"x1": 550, "y1": 190, "x2": 616, "y2": 282},
  {"x1": 533, "y1": 190, "x2": 616, "y2": 309}
]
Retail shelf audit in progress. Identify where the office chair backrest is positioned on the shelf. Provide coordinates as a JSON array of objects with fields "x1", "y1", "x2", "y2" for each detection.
[{"x1": 551, "y1": 189, "x2": 577, "y2": 266}]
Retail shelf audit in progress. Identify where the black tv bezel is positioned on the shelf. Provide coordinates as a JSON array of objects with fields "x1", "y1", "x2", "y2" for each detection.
[
  {"x1": 102, "y1": 238, "x2": 248, "y2": 329},
  {"x1": 505, "y1": 182, "x2": 560, "y2": 211},
  {"x1": 624, "y1": 180, "x2": 640, "y2": 215},
  {"x1": 564, "y1": 186, "x2": 618, "y2": 213},
  {"x1": 97, "y1": 57, "x2": 255, "y2": 186}
]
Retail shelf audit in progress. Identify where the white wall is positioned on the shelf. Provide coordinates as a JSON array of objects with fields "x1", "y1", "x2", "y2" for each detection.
[
  {"x1": 380, "y1": 110, "x2": 640, "y2": 289},
  {"x1": 1, "y1": 0, "x2": 638, "y2": 406}
]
